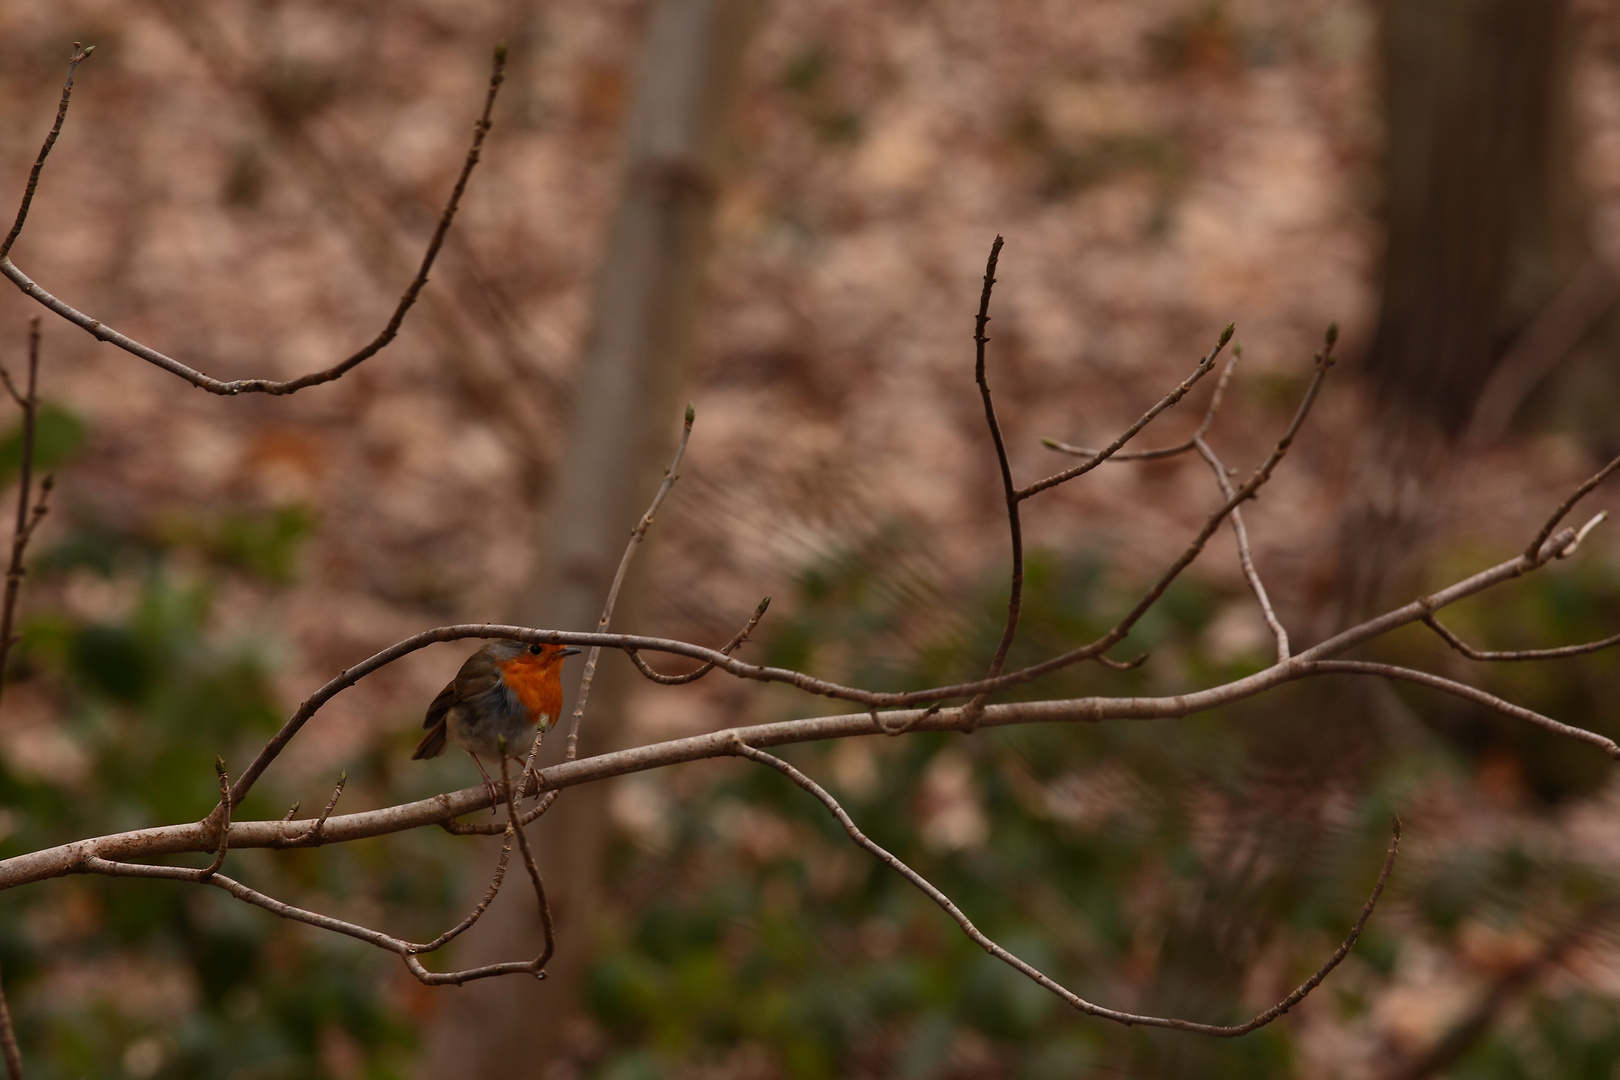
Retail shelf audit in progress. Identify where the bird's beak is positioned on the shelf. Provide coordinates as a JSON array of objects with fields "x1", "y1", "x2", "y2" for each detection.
[{"x1": 561, "y1": 647, "x2": 582, "y2": 657}]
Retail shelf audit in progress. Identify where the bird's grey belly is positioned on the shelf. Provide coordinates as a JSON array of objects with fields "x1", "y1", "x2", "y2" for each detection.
[{"x1": 446, "y1": 685, "x2": 538, "y2": 760}]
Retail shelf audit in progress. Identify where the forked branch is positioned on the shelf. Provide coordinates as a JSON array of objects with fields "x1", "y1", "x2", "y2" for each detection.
[{"x1": 730, "y1": 740, "x2": 1400, "y2": 1036}]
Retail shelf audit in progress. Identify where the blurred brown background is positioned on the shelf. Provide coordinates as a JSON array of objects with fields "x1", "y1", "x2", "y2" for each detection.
[{"x1": 5, "y1": 0, "x2": 1620, "y2": 1077}]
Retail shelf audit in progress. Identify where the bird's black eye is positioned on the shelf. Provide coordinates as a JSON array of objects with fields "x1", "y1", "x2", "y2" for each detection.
[{"x1": 529, "y1": 645, "x2": 542, "y2": 655}]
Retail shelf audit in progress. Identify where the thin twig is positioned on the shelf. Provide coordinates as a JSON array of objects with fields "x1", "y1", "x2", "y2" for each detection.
[
  {"x1": 76, "y1": 757, "x2": 554, "y2": 987},
  {"x1": 963, "y1": 236, "x2": 1020, "y2": 732},
  {"x1": 626, "y1": 596, "x2": 771, "y2": 685},
  {"x1": 0, "y1": 319, "x2": 47, "y2": 1080},
  {"x1": 414, "y1": 824, "x2": 517, "y2": 953},
  {"x1": 0, "y1": 319, "x2": 44, "y2": 707},
  {"x1": 409, "y1": 754, "x2": 554, "y2": 983},
  {"x1": 278, "y1": 771, "x2": 346, "y2": 848},
  {"x1": 1525, "y1": 453, "x2": 1620, "y2": 563},
  {"x1": 1043, "y1": 347, "x2": 1241, "y2": 463},
  {"x1": 0, "y1": 43, "x2": 94, "y2": 259},
  {"x1": 565, "y1": 404, "x2": 696, "y2": 762},
  {"x1": 502, "y1": 753, "x2": 555, "y2": 971},
  {"x1": 1423, "y1": 613, "x2": 1620, "y2": 662},
  {"x1": 1193, "y1": 435, "x2": 1289, "y2": 662},
  {"x1": 199, "y1": 759, "x2": 232, "y2": 880},
  {"x1": 1020, "y1": 322, "x2": 1234, "y2": 500},
  {"x1": 1060, "y1": 326, "x2": 1335, "y2": 667},
  {"x1": 0, "y1": 44, "x2": 506, "y2": 396},
  {"x1": 731, "y1": 739, "x2": 1398, "y2": 1036},
  {"x1": 1304, "y1": 659, "x2": 1620, "y2": 756}
]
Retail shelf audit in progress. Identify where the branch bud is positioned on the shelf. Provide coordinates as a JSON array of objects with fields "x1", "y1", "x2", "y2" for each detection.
[{"x1": 1219, "y1": 322, "x2": 1235, "y2": 347}]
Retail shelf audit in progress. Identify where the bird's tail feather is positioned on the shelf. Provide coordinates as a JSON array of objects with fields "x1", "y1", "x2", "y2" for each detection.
[{"x1": 412, "y1": 721, "x2": 449, "y2": 760}]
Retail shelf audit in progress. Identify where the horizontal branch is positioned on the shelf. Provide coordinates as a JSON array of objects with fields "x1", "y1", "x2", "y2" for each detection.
[
  {"x1": 2, "y1": 615, "x2": 1600, "y2": 893},
  {"x1": 213, "y1": 529, "x2": 1588, "y2": 815}
]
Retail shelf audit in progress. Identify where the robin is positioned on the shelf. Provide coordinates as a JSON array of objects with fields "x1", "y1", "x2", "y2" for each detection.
[{"x1": 412, "y1": 640, "x2": 581, "y2": 802}]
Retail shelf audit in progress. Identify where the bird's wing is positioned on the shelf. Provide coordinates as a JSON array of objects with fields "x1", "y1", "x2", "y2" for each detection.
[{"x1": 422, "y1": 680, "x2": 461, "y2": 730}]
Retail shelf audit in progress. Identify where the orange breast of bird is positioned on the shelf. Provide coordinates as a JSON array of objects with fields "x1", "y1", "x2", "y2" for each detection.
[{"x1": 497, "y1": 655, "x2": 565, "y2": 729}]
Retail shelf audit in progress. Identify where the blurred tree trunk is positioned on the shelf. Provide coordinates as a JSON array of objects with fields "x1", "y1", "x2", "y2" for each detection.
[
  {"x1": 1335, "y1": 0, "x2": 1589, "y2": 620},
  {"x1": 417, "y1": 1, "x2": 756, "y2": 1075},
  {"x1": 1146, "y1": 10, "x2": 1597, "y2": 1074}
]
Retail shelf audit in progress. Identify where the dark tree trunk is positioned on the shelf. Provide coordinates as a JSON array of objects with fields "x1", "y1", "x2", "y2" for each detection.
[
  {"x1": 1332, "y1": 0, "x2": 1589, "y2": 625},
  {"x1": 1365, "y1": 0, "x2": 1586, "y2": 438}
]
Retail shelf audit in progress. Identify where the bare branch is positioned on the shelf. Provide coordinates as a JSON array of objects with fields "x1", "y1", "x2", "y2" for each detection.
[
  {"x1": 0, "y1": 43, "x2": 94, "y2": 259},
  {"x1": 1019, "y1": 325, "x2": 1336, "y2": 677},
  {"x1": 1193, "y1": 435, "x2": 1289, "y2": 662},
  {"x1": 1043, "y1": 347, "x2": 1241, "y2": 463},
  {"x1": 1304, "y1": 660, "x2": 1620, "y2": 757},
  {"x1": 1020, "y1": 322, "x2": 1234, "y2": 499},
  {"x1": 75, "y1": 753, "x2": 555, "y2": 988},
  {"x1": 1423, "y1": 613, "x2": 1620, "y2": 662},
  {"x1": 407, "y1": 753, "x2": 553, "y2": 985},
  {"x1": 965, "y1": 235, "x2": 1019, "y2": 730},
  {"x1": 0, "y1": 316, "x2": 50, "y2": 1079},
  {"x1": 566, "y1": 403, "x2": 696, "y2": 762},
  {"x1": 0, "y1": 44, "x2": 506, "y2": 397},
  {"x1": 730, "y1": 739, "x2": 1398, "y2": 1036},
  {"x1": 221, "y1": 525, "x2": 1565, "y2": 816},
  {"x1": 1524, "y1": 452, "x2": 1620, "y2": 563},
  {"x1": 0, "y1": 318, "x2": 42, "y2": 701},
  {"x1": 415, "y1": 826, "x2": 517, "y2": 954},
  {"x1": 626, "y1": 595, "x2": 771, "y2": 685}
]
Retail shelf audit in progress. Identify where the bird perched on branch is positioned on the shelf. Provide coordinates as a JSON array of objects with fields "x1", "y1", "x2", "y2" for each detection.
[{"x1": 412, "y1": 640, "x2": 580, "y2": 803}]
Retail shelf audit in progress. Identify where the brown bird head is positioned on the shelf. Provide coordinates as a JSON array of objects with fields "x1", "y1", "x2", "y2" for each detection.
[{"x1": 478, "y1": 640, "x2": 581, "y2": 669}]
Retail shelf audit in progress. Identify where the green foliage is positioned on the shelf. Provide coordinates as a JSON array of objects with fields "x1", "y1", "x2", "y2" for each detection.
[
  {"x1": 0, "y1": 404, "x2": 87, "y2": 479},
  {"x1": 0, "y1": 428, "x2": 432, "y2": 1077}
]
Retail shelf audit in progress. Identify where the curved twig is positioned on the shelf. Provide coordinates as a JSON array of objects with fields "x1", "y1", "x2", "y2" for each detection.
[
  {"x1": 626, "y1": 595, "x2": 771, "y2": 686},
  {"x1": 1043, "y1": 347, "x2": 1241, "y2": 463},
  {"x1": 1525, "y1": 454, "x2": 1620, "y2": 563},
  {"x1": 1304, "y1": 660, "x2": 1620, "y2": 756},
  {"x1": 0, "y1": 43, "x2": 94, "y2": 259},
  {"x1": 1020, "y1": 322, "x2": 1234, "y2": 500},
  {"x1": 965, "y1": 236, "x2": 1021, "y2": 733},
  {"x1": 730, "y1": 739, "x2": 1399, "y2": 1036},
  {"x1": 0, "y1": 44, "x2": 507, "y2": 396},
  {"x1": 1423, "y1": 613, "x2": 1620, "y2": 662},
  {"x1": 273, "y1": 771, "x2": 347, "y2": 848}
]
